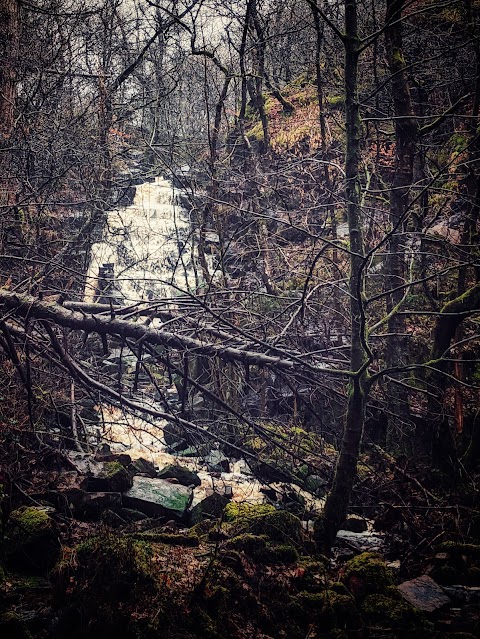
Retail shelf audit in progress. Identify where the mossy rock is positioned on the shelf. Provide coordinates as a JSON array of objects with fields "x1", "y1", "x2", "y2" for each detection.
[
  {"x1": 52, "y1": 534, "x2": 153, "y2": 604},
  {"x1": 438, "y1": 542, "x2": 480, "y2": 559},
  {"x1": 224, "y1": 503, "x2": 302, "y2": 545},
  {"x1": 341, "y1": 552, "x2": 394, "y2": 601},
  {"x1": 0, "y1": 612, "x2": 33, "y2": 639},
  {"x1": 156, "y1": 463, "x2": 201, "y2": 487},
  {"x1": 293, "y1": 560, "x2": 329, "y2": 592},
  {"x1": 224, "y1": 502, "x2": 276, "y2": 521},
  {"x1": 361, "y1": 594, "x2": 423, "y2": 630},
  {"x1": 225, "y1": 533, "x2": 299, "y2": 564},
  {"x1": 88, "y1": 460, "x2": 133, "y2": 492},
  {"x1": 291, "y1": 590, "x2": 359, "y2": 630},
  {"x1": 4, "y1": 506, "x2": 60, "y2": 571}
]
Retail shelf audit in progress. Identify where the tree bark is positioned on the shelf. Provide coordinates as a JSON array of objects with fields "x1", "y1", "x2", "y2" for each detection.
[{"x1": 321, "y1": 0, "x2": 369, "y2": 551}]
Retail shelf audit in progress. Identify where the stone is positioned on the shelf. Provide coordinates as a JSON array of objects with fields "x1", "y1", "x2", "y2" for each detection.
[
  {"x1": 303, "y1": 474, "x2": 326, "y2": 496},
  {"x1": 5, "y1": 506, "x2": 60, "y2": 571},
  {"x1": 157, "y1": 463, "x2": 201, "y2": 487},
  {"x1": 398, "y1": 575, "x2": 451, "y2": 612},
  {"x1": 163, "y1": 422, "x2": 187, "y2": 448},
  {"x1": 341, "y1": 514, "x2": 368, "y2": 533},
  {"x1": 130, "y1": 457, "x2": 157, "y2": 478},
  {"x1": 205, "y1": 449, "x2": 230, "y2": 473},
  {"x1": 123, "y1": 477, "x2": 193, "y2": 520},
  {"x1": 87, "y1": 460, "x2": 133, "y2": 493},
  {"x1": 188, "y1": 491, "x2": 231, "y2": 525},
  {"x1": 80, "y1": 492, "x2": 122, "y2": 519}
]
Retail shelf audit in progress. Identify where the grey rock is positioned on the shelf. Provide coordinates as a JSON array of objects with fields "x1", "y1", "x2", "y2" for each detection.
[
  {"x1": 205, "y1": 449, "x2": 230, "y2": 473},
  {"x1": 157, "y1": 464, "x2": 201, "y2": 487},
  {"x1": 341, "y1": 514, "x2": 368, "y2": 533},
  {"x1": 398, "y1": 575, "x2": 451, "y2": 612},
  {"x1": 188, "y1": 490, "x2": 230, "y2": 525},
  {"x1": 130, "y1": 457, "x2": 157, "y2": 478},
  {"x1": 123, "y1": 477, "x2": 193, "y2": 520},
  {"x1": 81, "y1": 492, "x2": 122, "y2": 519}
]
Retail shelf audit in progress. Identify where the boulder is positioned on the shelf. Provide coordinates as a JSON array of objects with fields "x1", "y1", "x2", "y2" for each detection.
[
  {"x1": 303, "y1": 474, "x2": 326, "y2": 496},
  {"x1": 122, "y1": 477, "x2": 193, "y2": 520},
  {"x1": 341, "y1": 514, "x2": 368, "y2": 533},
  {"x1": 188, "y1": 490, "x2": 230, "y2": 525},
  {"x1": 80, "y1": 492, "x2": 122, "y2": 519},
  {"x1": 205, "y1": 449, "x2": 230, "y2": 473},
  {"x1": 163, "y1": 422, "x2": 187, "y2": 448},
  {"x1": 87, "y1": 461, "x2": 133, "y2": 493},
  {"x1": 4, "y1": 506, "x2": 60, "y2": 571},
  {"x1": 157, "y1": 464, "x2": 201, "y2": 487},
  {"x1": 130, "y1": 457, "x2": 157, "y2": 478},
  {"x1": 398, "y1": 575, "x2": 451, "y2": 612}
]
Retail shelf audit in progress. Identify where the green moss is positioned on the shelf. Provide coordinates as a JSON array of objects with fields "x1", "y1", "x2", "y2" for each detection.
[
  {"x1": 342, "y1": 552, "x2": 394, "y2": 600},
  {"x1": 105, "y1": 460, "x2": 124, "y2": 477},
  {"x1": 361, "y1": 594, "x2": 422, "y2": 629},
  {"x1": 10, "y1": 506, "x2": 51, "y2": 536},
  {"x1": 292, "y1": 590, "x2": 359, "y2": 630},
  {"x1": 327, "y1": 95, "x2": 345, "y2": 109},
  {"x1": 224, "y1": 502, "x2": 275, "y2": 522},
  {"x1": 53, "y1": 534, "x2": 154, "y2": 605},
  {"x1": 225, "y1": 533, "x2": 270, "y2": 561},
  {"x1": 4, "y1": 506, "x2": 59, "y2": 571},
  {"x1": 271, "y1": 544, "x2": 298, "y2": 564},
  {"x1": 225, "y1": 503, "x2": 302, "y2": 545}
]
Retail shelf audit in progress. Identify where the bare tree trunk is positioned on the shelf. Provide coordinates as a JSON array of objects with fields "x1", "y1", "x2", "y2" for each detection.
[
  {"x1": 321, "y1": 0, "x2": 369, "y2": 551},
  {"x1": 384, "y1": 0, "x2": 417, "y2": 433}
]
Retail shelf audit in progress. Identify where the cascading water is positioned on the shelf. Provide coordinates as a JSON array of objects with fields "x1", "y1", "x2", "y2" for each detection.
[{"x1": 85, "y1": 176, "x2": 195, "y2": 304}]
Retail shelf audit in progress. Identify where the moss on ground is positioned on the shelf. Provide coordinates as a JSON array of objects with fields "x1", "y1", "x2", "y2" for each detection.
[
  {"x1": 341, "y1": 552, "x2": 394, "y2": 600},
  {"x1": 224, "y1": 503, "x2": 302, "y2": 545}
]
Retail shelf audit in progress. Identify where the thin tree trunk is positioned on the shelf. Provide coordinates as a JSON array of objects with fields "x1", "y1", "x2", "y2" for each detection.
[{"x1": 322, "y1": 0, "x2": 369, "y2": 551}]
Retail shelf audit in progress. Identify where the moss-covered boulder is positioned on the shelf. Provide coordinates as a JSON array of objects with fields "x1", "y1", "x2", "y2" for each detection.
[
  {"x1": 290, "y1": 589, "x2": 360, "y2": 631},
  {"x1": 88, "y1": 460, "x2": 133, "y2": 492},
  {"x1": 157, "y1": 463, "x2": 201, "y2": 487},
  {"x1": 224, "y1": 502, "x2": 302, "y2": 545},
  {"x1": 4, "y1": 506, "x2": 60, "y2": 571},
  {"x1": 341, "y1": 552, "x2": 394, "y2": 601},
  {"x1": 431, "y1": 542, "x2": 480, "y2": 586},
  {"x1": 52, "y1": 534, "x2": 155, "y2": 638},
  {"x1": 225, "y1": 533, "x2": 299, "y2": 564},
  {"x1": 361, "y1": 593, "x2": 423, "y2": 631}
]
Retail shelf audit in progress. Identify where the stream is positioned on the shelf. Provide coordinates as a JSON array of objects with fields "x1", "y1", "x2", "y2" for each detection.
[{"x1": 83, "y1": 175, "x2": 378, "y2": 544}]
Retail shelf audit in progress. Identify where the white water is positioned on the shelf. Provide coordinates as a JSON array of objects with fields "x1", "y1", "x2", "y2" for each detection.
[{"x1": 85, "y1": 176, "x2": 194, "y2": 304}]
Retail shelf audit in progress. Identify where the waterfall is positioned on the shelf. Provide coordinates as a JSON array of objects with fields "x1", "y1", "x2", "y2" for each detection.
[{"x1": 85, "y1": 176, "x2": 193, "y2": 304}]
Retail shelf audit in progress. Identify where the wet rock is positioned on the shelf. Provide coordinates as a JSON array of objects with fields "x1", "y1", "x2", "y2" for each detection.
[
  {"x1": 336, "y1": 529, "x2": 384, "y2": 552},
  {"x1": 87, "y1": 461, "x2": 133, "y2": 493},
  {"x1": 163, "y1": 422, "x2": 187, "y2": 448},
  {"x1": 341, "y1": 514, "x2": 368, "y2": 533},
  {"x1": 80, "y1": 492, "x2": 122, "y2": 519},
  {"x1": 303, "y1": 474, "x2": 326, "y2": 496},
  {"x1": 205, "y1": 449, "x2": 230, "y2": 473},
  {"x1": 157, "y1": 463, "x2": 201, "y2": 487},
  {"x1": 130, "y1": 457, "x2": 157, "y2": 478},
  {"x1": 188, "y1": 490, "x2": 230, "y2": 525},
  {"x1": 123, "y1": 477, "x2": 193, "y2": 520},
  {"x1": 398, "y1": 575, "x2": 451, "y2": 612}
]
